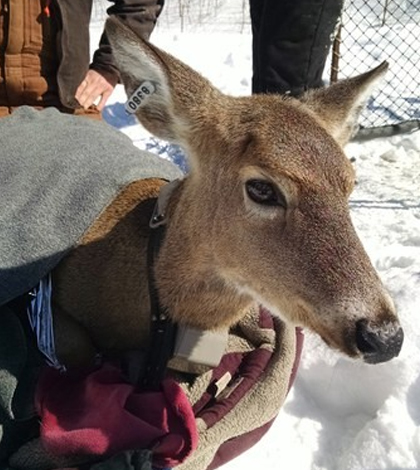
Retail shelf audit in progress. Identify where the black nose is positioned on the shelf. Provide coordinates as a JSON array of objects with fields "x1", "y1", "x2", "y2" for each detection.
[{"x1": 355, "y1": 319, "x2": 404, "y2": 364}]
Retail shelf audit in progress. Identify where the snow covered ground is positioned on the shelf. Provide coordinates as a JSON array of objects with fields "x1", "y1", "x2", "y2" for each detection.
[{"x1": 90, "y1": 5, "x2": 420, "y2": 469}]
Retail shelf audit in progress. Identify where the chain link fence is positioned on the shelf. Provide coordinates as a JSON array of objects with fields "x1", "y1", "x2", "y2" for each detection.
[
  {"x1": 93, "y1": 0, "x2": 419, "y2": 134},
  {"x1": 330, "y1": 0, "x2": 420, "y2": 133},
  {"x1": 156, "y1": 0, "x2": 250, "y2": 33}
]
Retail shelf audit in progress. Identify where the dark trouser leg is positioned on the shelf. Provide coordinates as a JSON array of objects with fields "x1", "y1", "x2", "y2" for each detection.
[
  {"x1": 107, "y1": 0, "x2": 165, "y2": 40},
  {"x1": 0, "y1": 305, "x2": 41, "y2": 462},
  {"x1": 250, "y1": 0, "x2": 343, "y2": 96}
]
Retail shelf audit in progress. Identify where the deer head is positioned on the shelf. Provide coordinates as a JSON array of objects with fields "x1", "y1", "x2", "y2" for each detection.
[{"x1": 105, "y1": 17, "x2": 403, "y2": 364}]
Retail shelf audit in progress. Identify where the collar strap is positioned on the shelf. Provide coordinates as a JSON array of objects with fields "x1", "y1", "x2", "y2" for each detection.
[
  {"x1": 140, "y1": 180, "x2": 180, "y2": 390},
  {"x1": 150, "y1": 179, "x2": 181, "y2": 228}
]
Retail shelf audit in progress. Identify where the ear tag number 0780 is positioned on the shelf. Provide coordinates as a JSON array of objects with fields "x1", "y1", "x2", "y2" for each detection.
[{"x1": 125, "y1": 81, "x2": 156, "y2": 114}]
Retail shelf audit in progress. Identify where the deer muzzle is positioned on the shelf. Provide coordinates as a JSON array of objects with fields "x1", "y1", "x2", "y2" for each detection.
[{"x1": 355, "y1": 318, "x2": 404, "y2": 364}]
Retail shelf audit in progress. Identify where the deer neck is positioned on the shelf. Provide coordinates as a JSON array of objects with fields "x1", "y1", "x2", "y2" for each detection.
[{"x1": 151, "y1": 181, "x2": 254, "y2": 331}]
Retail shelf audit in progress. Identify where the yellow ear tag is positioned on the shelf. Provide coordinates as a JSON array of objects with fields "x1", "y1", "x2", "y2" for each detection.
[{"x1": 125, "y1": 81, "x2": 156, "y2": 114}]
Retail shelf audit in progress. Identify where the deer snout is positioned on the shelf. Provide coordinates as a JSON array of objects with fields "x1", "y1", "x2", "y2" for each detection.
[{"x1": 355, "y1": 319, "x2": 404, "y2": 364}]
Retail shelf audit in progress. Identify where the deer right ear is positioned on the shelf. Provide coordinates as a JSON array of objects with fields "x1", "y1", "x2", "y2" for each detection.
[
  {"x1": 105, "y1": 17, "x2": 177, "y2": 141},
  {"x1": 300, "y1": 62, "x2": 389, "y2": 146},
  {"x1": 105, "y1": 17, "x2": 221, "y2": 147}
]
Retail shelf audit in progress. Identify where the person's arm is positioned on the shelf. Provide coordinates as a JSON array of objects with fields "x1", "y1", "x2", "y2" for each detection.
[{"x1": 75, "y1": 0, "x2": 164, "y2": 111}]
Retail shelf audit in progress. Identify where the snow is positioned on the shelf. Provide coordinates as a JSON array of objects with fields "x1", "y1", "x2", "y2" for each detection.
[{"x1": 90, "y1": 5, "x2": 420, "y2": 469}]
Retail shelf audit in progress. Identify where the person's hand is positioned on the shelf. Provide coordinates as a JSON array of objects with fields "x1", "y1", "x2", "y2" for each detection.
[{"x1": 75, "y1": 69, "x2": 115, "y2": 111}]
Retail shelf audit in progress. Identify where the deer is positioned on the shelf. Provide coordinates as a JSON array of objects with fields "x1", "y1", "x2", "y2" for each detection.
[{"x1": 51, "y1": 16, "x2": 403, "y2": 371}]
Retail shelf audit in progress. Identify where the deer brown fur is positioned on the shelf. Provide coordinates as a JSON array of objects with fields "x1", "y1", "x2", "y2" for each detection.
[{"x1": 52, "y1": 17, "x2": 403, "y2": 367}]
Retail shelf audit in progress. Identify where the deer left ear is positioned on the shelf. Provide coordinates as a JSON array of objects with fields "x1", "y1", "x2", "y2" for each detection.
[{"x1": 300, "y1": 61, "x2": 388, "y2": 146}]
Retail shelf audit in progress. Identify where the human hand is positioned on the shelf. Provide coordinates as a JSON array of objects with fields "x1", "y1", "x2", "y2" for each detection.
[{"x1": 75, "y1": 69, "x2": 115, "y2": 111}]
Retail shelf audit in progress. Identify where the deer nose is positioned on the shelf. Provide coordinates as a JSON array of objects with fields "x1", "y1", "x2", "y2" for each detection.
[{"x1": 355, "y1": 319, "x2": 404, "y2": 364}]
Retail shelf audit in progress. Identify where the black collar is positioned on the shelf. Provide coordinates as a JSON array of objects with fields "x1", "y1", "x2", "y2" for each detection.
[{"x1": 140, "y1": 183, "x2": 179, "y2": 390}]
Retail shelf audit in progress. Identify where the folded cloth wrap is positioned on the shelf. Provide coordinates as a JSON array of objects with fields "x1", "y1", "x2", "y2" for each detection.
[
  {"x1": 0, "y1": 106, "x2": 182, "y2": 307},
  {"x1": 8, "y1": 308, "x2": 301, "y2": 470}
]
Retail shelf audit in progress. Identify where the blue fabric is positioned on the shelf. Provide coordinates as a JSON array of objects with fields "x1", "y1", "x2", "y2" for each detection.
[{"x1": 26, "y1": 275, "x2": 64, "y2": 371}]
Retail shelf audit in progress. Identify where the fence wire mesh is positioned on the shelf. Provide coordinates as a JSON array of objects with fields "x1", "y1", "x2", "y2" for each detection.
[
  {"x1": 332, "y1": 0, "x2": 420, "y2": 131},
  {"x1": 93, "y1": 0, "x2": 419, "y2": 132}
]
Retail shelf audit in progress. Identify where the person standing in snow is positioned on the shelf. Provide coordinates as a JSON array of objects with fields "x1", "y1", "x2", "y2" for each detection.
[
  {"x1": 0, "y1": 0, "x2": 164, "y2": 119},
  {"x1": 249, "y1": 0, "x2": 344, "y2": 96}
]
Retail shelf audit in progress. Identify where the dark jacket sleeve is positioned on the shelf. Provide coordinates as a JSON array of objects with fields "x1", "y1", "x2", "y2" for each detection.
[{"x1": 90, "y1": 0, "x2": 165, "y2": 86}]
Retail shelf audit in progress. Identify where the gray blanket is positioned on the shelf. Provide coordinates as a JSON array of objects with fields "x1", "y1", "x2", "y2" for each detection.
[{"x1": 0, "y1": 107, "x2": 182, "y2": 305}]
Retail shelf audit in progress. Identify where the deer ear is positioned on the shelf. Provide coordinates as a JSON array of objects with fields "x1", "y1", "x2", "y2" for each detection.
[
  {"x1": 105, "y1": 17, "x2": 220, "y2": 144},
  {"x1": 105, "y1": 17, "x2": 173, "y2": 140},
  {"x1": 300, "y1": 62, "x2": 388, "y2": 146}
]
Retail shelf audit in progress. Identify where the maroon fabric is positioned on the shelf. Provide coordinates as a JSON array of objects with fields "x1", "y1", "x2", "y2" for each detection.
[
  {"x1": 195, "y1": 348, "x2": 272, "y2": 429},
  {"x1": 34, "y1": 308, "x2": 303, "y2": 470},
  {"x1": 258, "y1": 307, "x2": 275, "y2": 328},
  {"x1": 193, "y1": 308, "x2": 276, "y2": 427},
  {"x1": 35, "y1": 364, "x2": 198, "y2": 468},
  {"x1": 207, "y1": 324, "x2": 304, "y2": 470},
  {"x1": 194, "y1": 309, "x2": 296, "y2": 430},
  {"x1": 289, "y1": 327, "x2": 304, "y2": 392}
]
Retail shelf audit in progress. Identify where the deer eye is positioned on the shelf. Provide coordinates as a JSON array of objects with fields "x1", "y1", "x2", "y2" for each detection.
[{"x1": 245, "y1": 179, "x2": 287, "y2": 208}]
